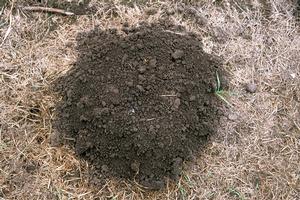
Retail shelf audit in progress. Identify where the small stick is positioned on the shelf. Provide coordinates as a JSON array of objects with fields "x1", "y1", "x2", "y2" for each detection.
[
  {"x1": 22, "y1": 6, "x2": 74, "y2": 16},
  {"x1": 160, "y1": 94, "x2": 177, "y2": 97},
  {"x1": 146, "y1": 118, "x2": 155, "y2": 122},
  {"x1": 165, "y1": 30, "x2": 186, "y2": 36}
]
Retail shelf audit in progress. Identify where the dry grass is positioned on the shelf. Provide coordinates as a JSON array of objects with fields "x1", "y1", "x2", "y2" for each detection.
[{"x1": 0, "y1": 0, "x2": 299, "y2": 199}]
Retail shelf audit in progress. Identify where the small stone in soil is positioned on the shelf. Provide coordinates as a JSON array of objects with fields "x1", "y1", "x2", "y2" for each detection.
[
  {"x1": 126, "y1": 81, "x2": 134, "y2": 87},
  {"x1": 137, "y1": 85, "x2": 145, "y2": 92},
  {"x1": 172, "y1": 50, "x2": 184, "y2": 60},
  {"x1": 149, "y1": 58, "x2": 157, "y2": 67},
  {"x1": 130, "y1": 161, "x2": 140, "y2": 172},
  {"x1": 245, "y1": 83, "x2": 257, "y2": 93},
  {"x1": 138, "y1": 66, "x2": 147, "y2": 73},
  {"x1": 101, "y1": 165, "x2": 109, "y2": 173},
  {"x1": 174, "y1": 98, "x2": 181, "y2": 109},
  {"x1": 189, "y1": 95, "x2": 196, "y2": 101},
  {"x1": 228, "y1": 113, "x2": 238, "y2": 121},
  {"x1": 138, "y1": 74, "x2": 146, "y2": 81}
]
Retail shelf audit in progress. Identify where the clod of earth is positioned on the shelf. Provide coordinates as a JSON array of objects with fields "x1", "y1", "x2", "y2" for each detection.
[{"x1": 53, "y1": 23, "x2": 226, "y2": 190}]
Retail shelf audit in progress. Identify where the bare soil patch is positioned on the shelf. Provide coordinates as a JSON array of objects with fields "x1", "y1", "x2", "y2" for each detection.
[{"x1": 53, "y1": 23, "x2": 226, "y2": 190}]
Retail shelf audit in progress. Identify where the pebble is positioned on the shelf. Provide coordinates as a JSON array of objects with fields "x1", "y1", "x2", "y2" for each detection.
[
  {"x1": 172, "y1": 50, "x2": 184, "y2": 60},
  {"x1": 149, "y1": 58, "x2": 157, "y2": 68},
  {"x1": 101, "y1": 101, "x2": 107, "y2": 107},
  {"x1": 66, "y1": 90, "x2": 73, "y2": 98},
  {"x1": 101, "y1": 165, "x2": 109, "y2": 173},
  {"x1": 138, "y1": 66, "x2": 147, "y2": 73},
  {"x1": 111, "y1": 87, "x2": 119, "y2": 94},
  {"x1": 245, "y1": 83, "x2": 257, "y2": 93},
  {"x1": 149, "y1": 125, "x2": 155, "y2": 132},
  {"x1": 80, "y1": 115, "x2": 88, "y2": 122},
  {"x1": 174, "y1": 98, "x2": 181, "y2": 109},
  {"x1": 137, "y1": 43, "x2": 144, "y2": 50},
  {"x1": 166, "y1": 8, "x2": 175, "y2": 15},
  {"x1": 130, "y1": 161, "x2": 140, "y2": 172},
  {"x1": 137, "y1": 85, "x2": 145, "y2": 92},
  {"x1": 189, "y1": 95, "x2": 196, "y2": 101},
  {"x1": 138, "y1": 74, "x2": 146, "y2": 81},
  {"x1": 228, "y1": 113, "x2": 238, "y2": 121},
  {"x1": 126, "y1": 81, "x2": 134, "y2": 87}
]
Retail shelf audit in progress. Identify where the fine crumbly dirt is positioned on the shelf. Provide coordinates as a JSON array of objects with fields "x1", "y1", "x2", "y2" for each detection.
[{"x1": 53, "y1": 23, "x2": 225, "y2": 190}]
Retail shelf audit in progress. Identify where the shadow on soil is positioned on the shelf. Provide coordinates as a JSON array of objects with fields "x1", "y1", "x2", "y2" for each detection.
[{"x1": 52, "y1": 22, "x2": 227, "y2": 190}]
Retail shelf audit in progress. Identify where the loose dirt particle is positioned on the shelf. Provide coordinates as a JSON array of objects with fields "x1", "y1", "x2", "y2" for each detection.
[{"x1": 53, "y1": 23, "x2": 226, "y2": 190}]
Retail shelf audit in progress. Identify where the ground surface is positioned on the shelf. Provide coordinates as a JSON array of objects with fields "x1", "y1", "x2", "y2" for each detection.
[
  {"x1": 0, "y1": 0, "x2": 299, "y2": 199},
  {"x1": 54, "y1": 23, "x2": 225, "y2": 190}
]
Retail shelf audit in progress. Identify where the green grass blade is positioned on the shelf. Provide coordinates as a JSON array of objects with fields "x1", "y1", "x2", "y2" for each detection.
[{"x1": 216, "y1": 93, "x2": 233, "y2": 107}]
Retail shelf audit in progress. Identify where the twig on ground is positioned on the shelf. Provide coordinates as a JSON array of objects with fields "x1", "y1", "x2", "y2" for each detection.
[
  {"x1": 22, "y1": 6, "x2": 74, "y2": 16},
  {"x1": 165, "y1": 30, "x2": 186, "y2": 36},
  {"x1": 160, "y1": 94, "x2": 177, "y2": 97}
]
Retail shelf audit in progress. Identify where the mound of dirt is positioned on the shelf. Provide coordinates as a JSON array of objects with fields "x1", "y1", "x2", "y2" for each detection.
[{"x1": 53, "y1": 23, "x2": 226, "y2": 190}]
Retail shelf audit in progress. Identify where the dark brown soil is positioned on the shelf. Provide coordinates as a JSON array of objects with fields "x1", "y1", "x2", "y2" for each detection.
[{"x1": 53, "y1": 22, "x2": 226, "y2": 190}]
